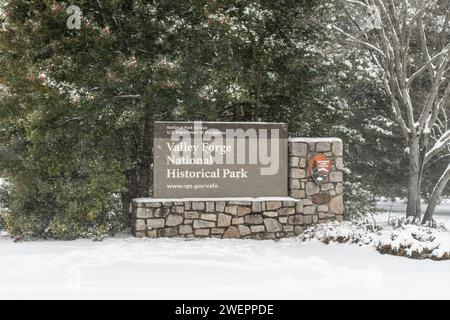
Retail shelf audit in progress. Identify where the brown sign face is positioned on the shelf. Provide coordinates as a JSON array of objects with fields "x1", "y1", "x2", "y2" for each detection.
[
  {"x1": 309, "y1": 153, "x2": 331, "y2": 185},
  {"x1": 153, "y1": 121, "x2": 288, "y2": 198}
]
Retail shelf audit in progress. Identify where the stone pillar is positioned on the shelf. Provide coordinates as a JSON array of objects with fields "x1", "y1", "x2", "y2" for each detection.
[{"x1": 288, "y1": 138, "x2": 344, "y2": 221}]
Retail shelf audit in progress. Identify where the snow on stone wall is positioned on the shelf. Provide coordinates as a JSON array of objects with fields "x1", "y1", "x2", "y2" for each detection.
[{"x1": 131, "y1": 137, "x2": 344, "y2": 239}]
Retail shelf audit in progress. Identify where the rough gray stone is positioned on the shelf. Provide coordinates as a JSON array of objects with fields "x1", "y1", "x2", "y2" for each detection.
[
  {"x1": 289, "y1": 157, "x2": 299, "y2": 167},
  {"x1": 192, "y1": 202, "x2": 205, "y2": 211},
  {"x1": 205, "y1": 202, "x2": 215, "y2": 212},
  {"x1": 289, "y1": 179, "x2": 301, "y2": 190},
  {"x1": 193, "y1": 220, "x2": 216, "y2": 229},
  {"x1": 171, "y1": 206, "x2": 184, "y2": 214},
  {"x1": 295, "y1": 201, "x2": 304, "y2": 213},
  {"x1": 335, "y1": 157, "x2": 344, "y2": 170},
  {"x1": 147, "y1": 230, "x2": 158, "y2": 238},
  {"x1": 294, "y1": 226, "x2": 304, "y2": 235},
  {"x1": 166, "y1": 214, "x2": 183, "y2": 226},
  {"x1": 283, "y1": 201, "x2": 296, "y2": 207},
  {"x1": 316, "y1": 142, "x2": 331, "y2": 152},
  {"x1": 136, "y1": 208, "x2": 153, "y2": 219},
  {"x1": 264, "y1": 218, "x2": 283, "y2": 232},
  {"x1": 224, "y1": 205, "x2": 238, "y2": 215},
  {"x1": 330, "y1": 171, "x2": 343, "y2": 182},
  {"x1": 195, "y1": 229, "x2": 210, "y2": 236},
  {"x1": 335, "y1": 183, "x2": 343, "y2": 195},
  {"x1": 245, "y1": 214, "x2": 263, "y2": 225},
  {"x1": 185, "y1": 211, "x2": 199, "y2": 219},
  {"x1": 179, "y1": 225, "x2": 193, "y2": 235},
  {"x1": 290, "y1": 190, "x2": 305, "y2": 199},
  {"x1": 147, "y1": 219, "x2": 165, "y2": 229},
  {"x1": 266, "y1": 201, "x2": 282, "y2": 210},
  {"x1": 303, "y1": 206, "x2": 316, "y2": 215},
  {"x1": 299, "y1": 158, "x2": 306, "y2": 168},
  {"x1": 251, "y1": 225, "x2": 265, "y2": 233},
  {"x1": 278, "y1": 207, "x2": 295, "y2": 216},
  {"x1": 263, "y1": 211, "x2": 278, "y2": 217},
  {"x1": 303, "y1": 215, "x2": 313, "y2": 225},
  {"x1": 232, "y1": 217, "x2": 244, "y2": 225},
  {"x1": 154, "y1": 208, "x2": 170, "y2": 218},
  {"x1": 252, "y1": 202, "x2": 262, "y2": 212},
  {"x1": 201, "y1": 213, "x2": 217, "y2": 221},
  {"x1": 211, "y1": 228, "x2": 225, "y2": 235},
  {"x1": 290, "y1": 142, "x2": 307, "y2": 156},
  {"x1": 330, "y1": 195, "x2": 344, "y2": 214},
  {"x1": 306, "y1": 182, "x2": 320, "y2": 196},
  {"x1": 320, "y1": 183, "x2": 334, "y2": 191},
  {"x1": 135, "y1": 219, "x2": 146, "y2": 231},
  {"x1": 223, "y1": 226, "x2": 240, "y2": 238},
  {"x1": 290, "y1": 168, "x2": 306, "y2": 179},
  {"x1": 332, "y1": 141, "x2": 343, "y2": 156},
  {"x1": 215, "y1": 202, "x2": 226, "y2": 212},
  {"x1": 237, "y1": 206, "x2": 252, "y2": 216},
  {"x1": 159, "y1": 227, "x2": 178, "y2": 237},
  {"x1": 288, "y1": 215, "x2": 303, "y2": 225},
  {"x1": 217, "y1": 213, "x2": 232, "y2": 227},
  {"x1": 238, "y1": 225, "x2": 251, "y2": 236}
]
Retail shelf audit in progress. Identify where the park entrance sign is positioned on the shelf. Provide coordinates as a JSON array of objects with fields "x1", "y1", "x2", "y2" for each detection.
[
  {"x1": 154, "y1": 121, "x2": 288, "y2": 198},
  {"x1": 131, "y1": 122, "x2": 344, "y2": 240}
]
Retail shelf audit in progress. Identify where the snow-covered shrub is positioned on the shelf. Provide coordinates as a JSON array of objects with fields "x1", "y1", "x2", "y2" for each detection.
[
  {"x1": 303, "y1": 216, "x2": 450, "y2": 261},
  {"x1": 302, "y1": 219, "x2": 382, "y2": 245},
  {"x1": 376, "y1": 218, "x2": 450, "y2": 260}
]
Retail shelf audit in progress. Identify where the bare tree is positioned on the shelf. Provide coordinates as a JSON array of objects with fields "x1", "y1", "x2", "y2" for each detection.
[{"x1": 334, "y1": 0, "x2": 450, "y2": 222}]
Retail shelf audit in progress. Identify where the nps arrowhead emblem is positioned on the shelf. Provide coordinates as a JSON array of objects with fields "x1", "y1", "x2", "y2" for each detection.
[{"x1": 309, "y1": 153, "x2": 331, "y2": 185}]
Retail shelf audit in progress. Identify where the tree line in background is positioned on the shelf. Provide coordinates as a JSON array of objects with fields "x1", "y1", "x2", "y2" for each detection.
[{"x1": 0, "y1": 0, "x2": 448, "y2": 239}]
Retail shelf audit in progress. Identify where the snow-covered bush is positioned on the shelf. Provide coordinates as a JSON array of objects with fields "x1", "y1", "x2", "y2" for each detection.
[
  {"x1": 303, "y1": 216, "x2": 450, "y2": 261},
  {"x1": 376, "y1": 217, "x2": 450, "y2": 260},
  {"x1": 302, "y1": 219, "x2": 382, "y2": 245}
]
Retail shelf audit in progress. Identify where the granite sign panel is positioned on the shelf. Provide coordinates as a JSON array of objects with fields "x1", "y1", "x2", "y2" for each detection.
[{"x1": 154, "y1": 121, "x2": 288, "y2": 198}]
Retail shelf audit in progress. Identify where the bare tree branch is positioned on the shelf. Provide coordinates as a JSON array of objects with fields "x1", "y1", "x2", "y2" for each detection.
[
  {"x1": 408, "y1": 47, "x2": 449, "y2": 84},
  {"x1": 332, "y1": 25, "x2": 386, "y2": 57}
]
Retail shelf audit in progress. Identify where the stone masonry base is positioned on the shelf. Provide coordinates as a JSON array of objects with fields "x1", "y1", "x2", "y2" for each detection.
[{"x1": 131, "y1": 197, "x2": 343, "y2": 239}]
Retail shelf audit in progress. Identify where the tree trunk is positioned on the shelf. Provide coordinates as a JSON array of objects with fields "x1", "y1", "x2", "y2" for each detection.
[
  {"x1": 121, "y1": 168, "x2": 138, "y2": 227},
  {"x1": 406, "y1": 139, "x2": 421, "y2": 219},
  {"x1": 254, "y1": 71, "x2": 262, "y2": 121},
  {"x1": 137, "y1": 106, "x2": 154, "y2": 197},
  {"x1": 415, "y1": 136, "x2": 428, "y2": 219},
  {"x1": 422, "y1": 164, "x2": 450, "y2": 223}
]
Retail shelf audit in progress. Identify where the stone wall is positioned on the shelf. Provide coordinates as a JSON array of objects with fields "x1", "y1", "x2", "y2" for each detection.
[{"x1": 131, "y1": 137, "x2": 344, "y2": 239}]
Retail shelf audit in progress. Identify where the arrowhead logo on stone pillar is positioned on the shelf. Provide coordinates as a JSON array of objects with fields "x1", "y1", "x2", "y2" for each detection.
[{"x1": 309, "y1": 153, "x2": 331, "y2": 185}]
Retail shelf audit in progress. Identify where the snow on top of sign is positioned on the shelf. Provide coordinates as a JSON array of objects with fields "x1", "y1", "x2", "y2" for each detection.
[
  {"x1": 155, "y1": 121, "x2": 286, "y2": 125},
  {"x1": 133, "y1": 196, "x2": 300, "y2": 203},
  {"x1": 288, "y1": 137, "x2": 342, "y2": 142}
]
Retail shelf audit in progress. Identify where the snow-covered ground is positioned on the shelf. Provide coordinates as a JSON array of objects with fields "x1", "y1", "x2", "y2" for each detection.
[{"x1": 1, "y1": 210, "x2": 450, "y2": 299}]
